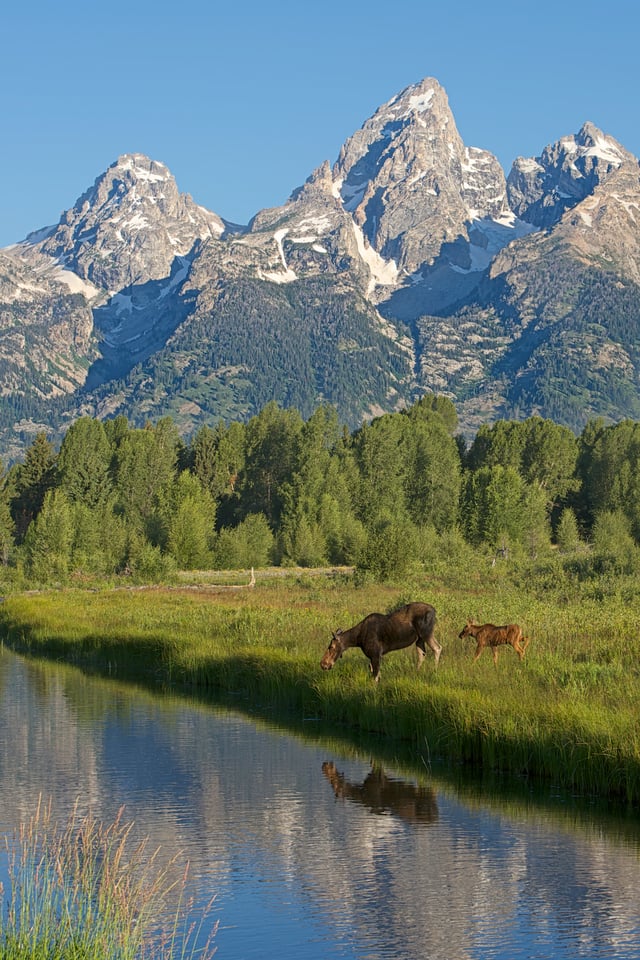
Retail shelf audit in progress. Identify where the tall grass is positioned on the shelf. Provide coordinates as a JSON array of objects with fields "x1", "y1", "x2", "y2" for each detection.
[
  {"x1": 0, "y1": 797, "x2": 217, "y2": 960},
  {"x1": 1, "y1": 560, "x2": 640, "y2": 803}
]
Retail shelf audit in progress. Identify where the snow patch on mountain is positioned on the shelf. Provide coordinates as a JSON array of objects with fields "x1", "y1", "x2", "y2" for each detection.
[
  {"x1": 258, "y1": 228, "x2": 298, "y2": 284},
  {"x1": 351, "y1": 221, "x2": 398, "y2": 293}
]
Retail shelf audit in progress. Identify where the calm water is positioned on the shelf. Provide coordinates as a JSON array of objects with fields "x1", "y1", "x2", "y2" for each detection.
[{"x1": 1, "y1": 646, "x2": 639, "y2": 959}]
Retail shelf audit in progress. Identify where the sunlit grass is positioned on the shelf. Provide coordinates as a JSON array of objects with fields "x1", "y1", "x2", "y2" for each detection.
[{"x1": 1, "y1": 564, "x2": 639, "y2": 803}]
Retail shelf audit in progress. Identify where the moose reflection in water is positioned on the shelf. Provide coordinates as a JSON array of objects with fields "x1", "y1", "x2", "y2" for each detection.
[
  {"x1": 322, "y1": 762, "x2": 439, "y2": 825},
  {"x1": 320, "y1": 602, "x2": 440, "y2": 682}
]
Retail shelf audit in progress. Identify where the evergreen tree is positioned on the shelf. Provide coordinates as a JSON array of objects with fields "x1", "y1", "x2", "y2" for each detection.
[
  {"x1": 519, "y1": 417, "x2": 580, "y2": 514},
  {"x1": 277, "y1": 406, "x2": 348, "y2": 565},
  {"x1": 317, "y1": 491, "x2": 367, "y2": 565},
  {"x1": 238, "y1": 402, "x2": 303, "y2": 527},
  {"x1": 68, "y1": 500, "x2": 128, "y2": 575},
  {"x1": 190, "y1": 420, "x2": 246, "y2": 511},
  {"x1": 351, "y1": 414, "x2": 411, "y2": 524},
  {"x1": 556, "y1": 507, "x2": 581, "y2": 552},
  {"x1": 578, "y1": 420, "x2": 640, "y2": 540},
  {"x1": 165, "y1": 471, "x2": 216, "y2": 570},
  {"x1": 466, "y1": 420, "x2": 526, "y2": 473},
  {"x1": 407, "y1": 394, "x2": 458, "y2": 434},
  {"x1": 461, "y1": 464, "x2": 543, "y2": 549},
  {"x1": 114, "y1": 422, "x2": 179, "y2": 543},
  {"x1": 0, "y1": 466, "x2": 14, "y2": 565},
  {"x1": 404, "y1": 415, "x2": 461, "y2": 531},
  {"x1": 103, "y1": 414, "x2": 131, "y2": 450},
  {"x1": 11, "y1": 432, "x2": 57, "y2": 543},
  {"x1": 57, "y1": 417, "x2": 113, "y2": 508},
  {"x1": 23, "y1": 489, "x2": 73, "y2": 583}
]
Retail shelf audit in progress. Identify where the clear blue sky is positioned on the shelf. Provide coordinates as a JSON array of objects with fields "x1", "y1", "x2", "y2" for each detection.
[{"x1": 1, "y1": 0, "x2": 638, "y2": 247}]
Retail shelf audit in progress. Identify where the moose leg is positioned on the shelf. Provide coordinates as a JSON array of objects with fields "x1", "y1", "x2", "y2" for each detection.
[
  {"x1": 368, "y1": 654, "x2": 382, "y2": 683},
  {"x1": 427, "y1": 634, "x2": 442, "y2": 666},
  {"x1": 473, "y1": 643, "x2": 483, "y2": 663},
  {"x1": 492, "y1": 646, "x2": 499, "y2": 666},
  {"x1": 417, "y1": 630, "x2": 442, "y2": 668}
]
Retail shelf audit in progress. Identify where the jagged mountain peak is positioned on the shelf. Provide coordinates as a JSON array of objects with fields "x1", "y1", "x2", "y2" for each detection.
[
  {"x1": 507, "y1": 122, "x2": 637, "y2": 229},
  {"x1": 109, "y1": 152, "x2": 173, "y2": 176},
  {"x1": 13, "y1": 153, "x2": 225, "y2": 293},
  {"x1": 2, "y1": 77, "x2": 640, "y2": 458},
  {"x1": 332, "y1": 76, "x2": 513, "y2": 277},
  {"x1": 366, "y1": 76, "x2": 446, "y2": 126},
  {"x1": 572, "y1": 121, "x2": 628, "y2": 161}
]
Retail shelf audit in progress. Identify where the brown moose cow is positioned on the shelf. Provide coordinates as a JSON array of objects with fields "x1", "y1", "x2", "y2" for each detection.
[
  {"x1": 320, "y1": 602, "x2": 440, "y2": 683},
  {"x1": 459, "y1": 620, "x2": 530, "y2": 665}
]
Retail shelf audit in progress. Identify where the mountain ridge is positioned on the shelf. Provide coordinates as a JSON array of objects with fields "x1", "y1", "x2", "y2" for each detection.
[{"x1": 1, "y1": 77, "x2": 639, "y2": 460}]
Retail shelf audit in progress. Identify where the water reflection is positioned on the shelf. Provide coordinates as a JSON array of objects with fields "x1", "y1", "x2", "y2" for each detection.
[
  {"x1": 1, "y1": 648, "x2": 639, "y2": 960},
  {"x1": 322, "y1": 761, "x2": 439, "y2": 824}
]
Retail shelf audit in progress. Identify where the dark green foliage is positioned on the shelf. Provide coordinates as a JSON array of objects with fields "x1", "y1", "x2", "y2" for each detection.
[
  {"x1": 466, "y1": 416, "x2": 579, "y2": 517},
  {"x1": 411, "y1": 260, "x2": 640, "y2": 434},
  {"x1": 6, "y1": 395, "x2": 640, "y2": 585},
  {"x1": 576, "y1": 419, "x2": 640, "y2": 539},
  {"x1": 351, "y1": 404, "x2": 461, "y2": 534},
  {"x1": 555, "y1": 507, "x2": 581, "y2": 553},
  {"x1": 164, "y1": 470, "x2": 216, "y2": 570},
  {"x1": 34, "y1": 276, "x2": 414, "y2": 444},
  {"x1": 10, "y1": 433, "x2": 57, "y2": 543},
  {"x1": 488, "y1": 266, "x2": 640, "y2": 431},
  {"x1": 237, "y1": 402, "x2": 304, "y2": 528},
  {"x1": 213, "y1": 513, "x2": 275, "y2": 569},
  {"x1": 23, "y1": 489, "x2": 73, "y2": 583},
  {"x1": 57, "y1": 418, "x2": 113, "y2": 508},
  {"x1": 189, "y1": 420, "x2": 245, "y2": 518}
]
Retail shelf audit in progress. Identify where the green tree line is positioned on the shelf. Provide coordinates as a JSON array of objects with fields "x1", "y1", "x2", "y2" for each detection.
[{"x1": 1, "y1": 396, "x2": 639, "y2": 584}]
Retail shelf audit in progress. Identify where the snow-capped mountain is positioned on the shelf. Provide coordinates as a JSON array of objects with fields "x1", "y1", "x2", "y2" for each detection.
[
  {"x1": 1, "y1": 77, "x2": 640, "y2": 459},
  {"x1": 507, "y1": 122, "x2": 635, "y2": 228},
  {"x1": 16, "y1": 153, "x2": 224, "y2": 290},
  {"x1": 334, "y1": 78, "x2": 519, "y2": 272}
]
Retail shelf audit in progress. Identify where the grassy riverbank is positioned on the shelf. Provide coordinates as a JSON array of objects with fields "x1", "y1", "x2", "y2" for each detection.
[{"x1": 1, "y1": 559, "x2": 639, "y2": 805}]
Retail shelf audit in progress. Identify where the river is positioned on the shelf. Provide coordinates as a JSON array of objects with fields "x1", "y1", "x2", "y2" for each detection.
[{"x1": 0, "y1": 647, "x2": 639, "y2": 959}]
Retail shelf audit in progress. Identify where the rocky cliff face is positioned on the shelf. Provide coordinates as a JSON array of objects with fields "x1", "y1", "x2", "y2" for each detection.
[
  {"x1": 507, "y1": 123, "x2": 635, "y2": 228},
  {"x1": 334, "y1": 78, "x2": 513, "y2": 274},
  {"x1": 1, "y1": 79, "x2": 639, "y2": 456},
  {"x1": 0, "y1": 251, "x2": 97, "y2": 397},
  {"x1": 7, "y1": 154, "x2": 228, "y2": 387},
  {"x1": 20, "y1": 153, "x2": 225, "y2": 291}
]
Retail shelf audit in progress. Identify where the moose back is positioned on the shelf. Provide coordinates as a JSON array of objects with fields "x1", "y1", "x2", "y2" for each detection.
[{"x1": 320, "y1": 602, "x2": 440, "y2": 682}]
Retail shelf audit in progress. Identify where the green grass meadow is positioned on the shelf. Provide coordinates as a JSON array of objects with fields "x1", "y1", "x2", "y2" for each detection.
[{"x1": 1, "y1": 562, "x2": 639, "y2": 805}]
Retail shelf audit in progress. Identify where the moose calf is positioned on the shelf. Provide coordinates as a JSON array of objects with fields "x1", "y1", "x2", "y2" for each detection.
[{"x1": 459, "y1": 620, "x2": 530, "y2": 665}]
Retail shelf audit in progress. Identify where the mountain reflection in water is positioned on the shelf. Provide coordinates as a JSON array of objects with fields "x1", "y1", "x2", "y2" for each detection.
[{"x1": 1, "y1": 648, "x2": 640, "y2": 960}]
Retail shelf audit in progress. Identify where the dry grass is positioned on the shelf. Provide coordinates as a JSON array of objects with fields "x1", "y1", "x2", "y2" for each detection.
[{"x1": 0, "y1": 797, "x2": 217, "y2": 960}]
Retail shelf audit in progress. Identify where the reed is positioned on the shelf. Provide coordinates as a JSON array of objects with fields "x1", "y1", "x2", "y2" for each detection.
[
  {"x1": 1, "y1": 563, "x2": 639, "y2": 804},
  {"x1": 0, "y1": 796, "x2": 217, "y2": 959}
]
